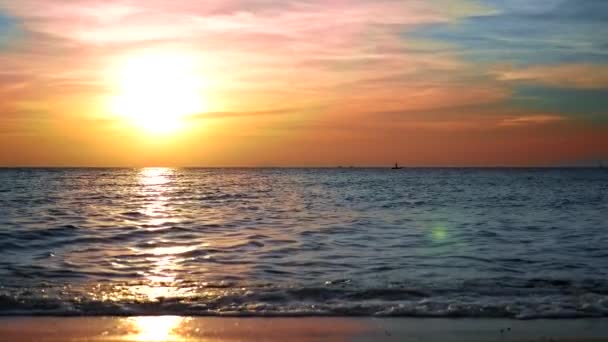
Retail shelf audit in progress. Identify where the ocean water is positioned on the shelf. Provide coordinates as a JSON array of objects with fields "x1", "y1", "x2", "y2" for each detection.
[{"x1": 0, "y1": 168, "x2": 607, "y2": 318}]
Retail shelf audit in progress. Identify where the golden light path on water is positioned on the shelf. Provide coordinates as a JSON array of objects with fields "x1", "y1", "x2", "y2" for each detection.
[
  {"x1": 97, "y1": 167, "x2": 244, "y2": 311},
  {"x1": 120, "y1": 170, "x2": 193, "y2": 341},
  {"x1": 136, "y1": 168, "x2": 187, "y2": 301},
  {"x1": 89, "y1": 169, "x2": 196, "y2": 341},
  {"x1": 123, "y1": 316, "x2": 188, "y2": 342},
  {"x1": 102, "y1": 168, "x2": 462, "y2": 338}
]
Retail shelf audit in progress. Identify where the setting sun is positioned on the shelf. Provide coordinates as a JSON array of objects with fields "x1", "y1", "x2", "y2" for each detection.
[{"x1": 109, "y1": 52, "x2": 205, "y2": 134}]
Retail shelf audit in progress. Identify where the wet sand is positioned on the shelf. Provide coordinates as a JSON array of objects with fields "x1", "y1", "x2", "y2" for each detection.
[{"x1": 1, "y1": 317, "x2": 607, "y2": 341}]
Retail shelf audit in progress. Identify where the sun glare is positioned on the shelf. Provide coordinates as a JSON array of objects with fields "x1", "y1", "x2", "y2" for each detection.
[
  {"x1": 127, "y1": 316, "x2": 186, "y2": 341},
  {"x1": 110, "y1": 52, "x2": 205, "y2": 135}
]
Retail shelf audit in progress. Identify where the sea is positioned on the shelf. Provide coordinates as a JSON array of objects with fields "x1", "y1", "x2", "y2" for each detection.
[{"x1": 0, "y1": 167, "x2": 607, "y2": 318}]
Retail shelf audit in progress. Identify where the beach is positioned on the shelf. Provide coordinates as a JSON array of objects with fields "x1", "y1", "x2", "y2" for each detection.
[{"x1": 1, "y1": 317, "x2": 608, "y2": 341}]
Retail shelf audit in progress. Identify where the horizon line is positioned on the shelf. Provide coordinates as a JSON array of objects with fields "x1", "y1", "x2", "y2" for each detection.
[{"x1": 0, "y1": 165, "x2": 604, "y2": 169}]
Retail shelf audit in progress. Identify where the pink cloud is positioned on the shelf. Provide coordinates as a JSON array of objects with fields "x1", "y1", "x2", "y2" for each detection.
[
  {"x1": 3, "y1": 0, "x2": 448, "y2": 43},
  {"x1": 3, "y1": 0, "x2": 505, "y2": 115},
  {"x1": 0, "y1": 0, "x2": 516, "y2": 142}
]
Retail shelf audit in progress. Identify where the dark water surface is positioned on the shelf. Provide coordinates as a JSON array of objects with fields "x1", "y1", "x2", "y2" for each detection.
[{"x1": 0, "y1": 168, "x2": 607, "y2": 318}]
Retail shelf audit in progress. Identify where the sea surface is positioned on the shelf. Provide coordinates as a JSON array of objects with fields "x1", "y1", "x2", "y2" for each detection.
[{"x1": 0, "y1": 168, "x2": 607, "y2": 318}]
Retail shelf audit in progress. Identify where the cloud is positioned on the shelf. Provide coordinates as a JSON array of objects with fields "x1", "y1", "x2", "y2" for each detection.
[
  {"x1": 0, "y1": 0, "x2": 450, "y2": 44},
  {"x1": 494, "y1": 64, "x2": 608, "y2": 89},
  {"x1": 0, "y1": 0, "x2": 492, "y2": 105},
  {"x1": 499, "y1": 114, "x2": 566, "y2": 126},
  {"x1": 402, "y1": 0, "x2": 608, "y2": 126},
  {"x1": 411, "y1": 0, "x2": 608, "y2": 65},
  {"x1": 0, "y1": 0, "x2": 606, "y2": 166},
  {"x1": 188, "y1": 107, "x2": 303, "y2": 120}
]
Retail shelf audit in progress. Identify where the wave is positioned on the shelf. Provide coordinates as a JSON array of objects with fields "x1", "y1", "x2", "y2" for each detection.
[{"x1": 1, "y1": 280, "x2": 608, "y2": 319}]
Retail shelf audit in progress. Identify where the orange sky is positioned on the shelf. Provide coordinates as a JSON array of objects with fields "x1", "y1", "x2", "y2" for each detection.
[{"x1": 0, "y1": 0, "x2": 607, "y2": 166}]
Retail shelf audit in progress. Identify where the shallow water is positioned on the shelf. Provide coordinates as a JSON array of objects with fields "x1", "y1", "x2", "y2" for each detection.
[{"x1": 0, "y1": 168, "x2": 607, "y2": 318}]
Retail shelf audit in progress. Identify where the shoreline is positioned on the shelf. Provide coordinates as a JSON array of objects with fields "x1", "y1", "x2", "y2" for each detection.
[{"x1": 1, "y1": 317, "x2": 608, "y2": 341}]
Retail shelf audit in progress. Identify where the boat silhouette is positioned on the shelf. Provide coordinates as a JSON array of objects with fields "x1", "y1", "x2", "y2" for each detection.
[{"x1": 392, "y1": 162, "x2": 402, "y2": 170}]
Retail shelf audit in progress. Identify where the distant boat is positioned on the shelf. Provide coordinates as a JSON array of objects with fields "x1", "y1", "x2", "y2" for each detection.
[{"x1": 392, "y1": 162, "x2": 402, "y2": 170}]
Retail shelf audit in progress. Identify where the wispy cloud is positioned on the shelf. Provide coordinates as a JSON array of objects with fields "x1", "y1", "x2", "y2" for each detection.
[
  {"x1": 1, "y1": 1, "x2": 448, "y2": 44},
  {"x1": 0, "y1": 0, "x2": 606, "y2": 165},
  {"x1": 500, "y1": 114, "x2": 566, "y2": 126},
  {"x1": 188, "y1": 107, "x2": 307, "y2": 120},
  {"x1": 0, "y1": 0, "x2": 501, "y2": 114},
  {"x1": 412, "y1": 0, "x2": 608, "y2": 65},
  {"x1": 494, "y1": 64, "x2": 608, "y2": 89}
]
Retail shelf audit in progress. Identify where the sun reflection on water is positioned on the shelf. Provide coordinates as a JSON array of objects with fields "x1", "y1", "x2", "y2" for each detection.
[
  {"x1": 138, "y1": 168, "x2": 174, "y2": 227},
  {"x1": 139, "y1": 167, "x2": 172, "y2": 186},
  {"x1": 134, "y1": 168, "x2": 189, "y2": 301},
  {"x1": 125, "y1": 316, "x2": 186, "y2": 341}
]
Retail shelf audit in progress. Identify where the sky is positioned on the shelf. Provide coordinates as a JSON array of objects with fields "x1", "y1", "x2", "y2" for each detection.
[{"x1": 0, "y1": 0, "x2": 606, "y2": 167}]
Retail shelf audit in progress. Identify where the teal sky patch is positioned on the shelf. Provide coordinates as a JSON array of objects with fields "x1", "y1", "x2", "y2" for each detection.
[
  {"x1": 0, "y1": 12, "x2": 20, "y2": 50},
  {"x1": 407, "y1": 1, "x2": 608, "y2": 125},
  {"x1": 511, "y1": 85, "x2": 608, "y2": 123},
  {"x1": 410, "y1": 0, "x2": 608, "y2": 66}
]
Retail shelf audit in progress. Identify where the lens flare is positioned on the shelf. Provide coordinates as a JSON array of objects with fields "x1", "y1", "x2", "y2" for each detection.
[{"x1": 431, "y1": 225, "x2": 448, "y2": 241}]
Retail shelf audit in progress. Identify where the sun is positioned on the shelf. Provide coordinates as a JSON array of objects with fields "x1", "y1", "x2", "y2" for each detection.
[{"x1": 109, "y1": 52, "x2": 205, "y2": 134}]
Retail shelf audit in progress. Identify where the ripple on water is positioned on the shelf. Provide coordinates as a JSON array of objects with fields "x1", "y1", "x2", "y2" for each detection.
[{"x1": 0, "y1": 168, "x2": 606, "y2": 317}]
